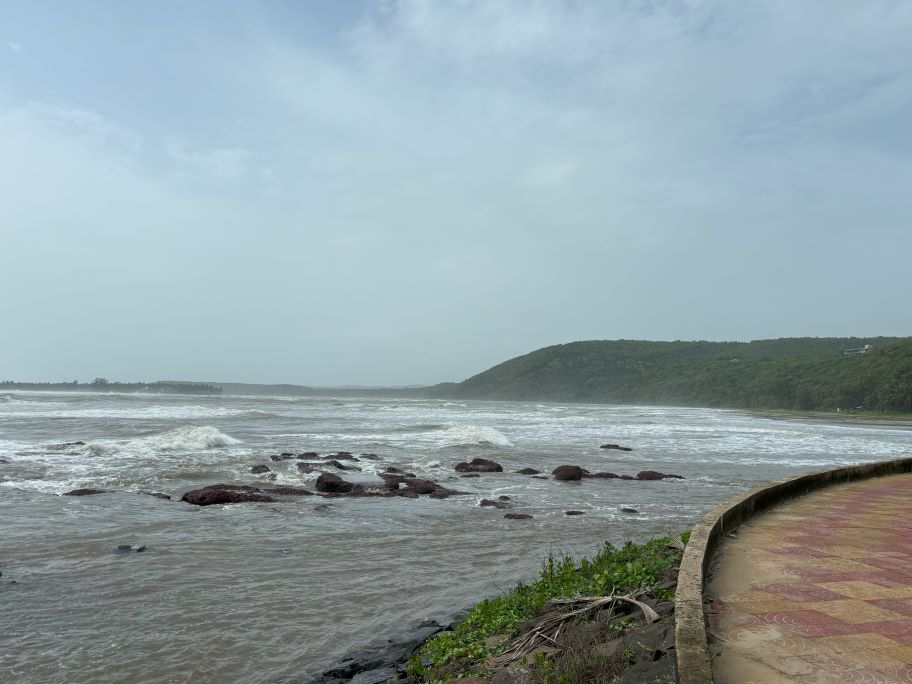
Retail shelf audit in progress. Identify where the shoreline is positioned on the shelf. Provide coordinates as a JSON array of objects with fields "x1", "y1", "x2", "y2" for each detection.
[{"x1": 744, "y1": 409, "x2": 912, "y2": 429}]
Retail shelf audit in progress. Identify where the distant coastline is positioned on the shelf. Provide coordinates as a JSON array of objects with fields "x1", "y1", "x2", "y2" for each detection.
[{"x1": 1, "y1": 380, "x2": 222, "y2": 395}]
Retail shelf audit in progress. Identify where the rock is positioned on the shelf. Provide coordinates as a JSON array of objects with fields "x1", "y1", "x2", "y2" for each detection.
[
  {"x1": 461, "y1": 473, "x2": 481, "y2": 478},
  {"x1": 531, "y1": 475, "x2": 548, "y2": 480},
  {"x1": 455, "y1": 458, "x2": 503, "y2": 473},
  {"x1": 444, "y1": 678, "x2": 488, "y2": 684},
  {"x1": 147, "y1": 492, "x2": 171, "y2": 500},
  {"x1": 504, "y1": 513, "x2": 533, "y2": 520},
  {"x1": 0, "y1": 459, "x2": 8, "y2": 464},
  {"x1": 297, "y1": 462, "x2": 318, "y2": 474},
  {"x1": 490, "y1": 667, "x2": 534, "y2": 684},
  {"x1": 296, "y1": 451, "x2": 319, "y2": 459},
  {"x1": 585, "y1": 471, "x2": 620, "y2": 479},
  {"x1": 280, "y1": 452, "x2": 294, "y2": 457},
  {"x1": 250, "y1": 464, "x2": 271, "y2": 474},
  {"x1": 621, "y1": 507, "x2": 639, "y2": 513},
  {"x1": 516, "y1": 468, "x2": 540, "y2": 475},
  {"x1": 63, "y1": 488, "x2": 108, "y2": 496},
  {"x1": 263, "y1": 486, "x2": 314, "y2": 496},
  {"x1": 384, "y1": 467, "x2": 405, "y2": 474},
  {"x1": 619, "y1": 474, "x2": 635, "y2": 480},
  {"x1": 180, "y1": 484, "x2": 277, "y2": 506},
  {"x1": 480, "y1": 499, "x2": 509, "y2": 509},
  {"x1": 315, "y1": 473, "x2": 358, "y2": 494},
  {"x1": 327, "y1": 451, "x2": 358, "y2": 461},
  {"x1": 321, "y1": 622, "x2": 443, "y2": 681},
  {"x1": 498, "y1": 495, "x2": 511, "y2": 501},
  {"x1": 313, "y1": 504, "x2": 332, "y2": 513},
  {"x1": 565, "y1": 510, "x2": 585, "y2": 516},
  {"x1": 485, "y1": 633, "x2": 509, "y2": 650},
  {"x1": 270, "y1": 454, "x2": 294, "y2": 462},
  {"x1": 552, "y1": 465, "x2": 585, "y2": 481},
  {"x1": 359, "y1": 453, "x2": 380, "y2": 460},
  {"x1": 600, "y1": 443, "x2": 633, "y2": 451},
  {"x1": 326, "y1": 459, "x2": 362, "y2": 471},
  {"x1": 115, "y1": 544, "x2": 146, "y2": 553},
  {"x1": 636, "y1": 471, "x2": 684, "y2": 481},
  {"x1": 429, "y1": 489, "x2": 452, "y2": 499}
]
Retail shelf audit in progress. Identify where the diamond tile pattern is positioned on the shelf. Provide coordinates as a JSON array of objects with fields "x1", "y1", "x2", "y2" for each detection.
[{"x1": 708, "y1": 473, "x2": 912, "y2": 683}]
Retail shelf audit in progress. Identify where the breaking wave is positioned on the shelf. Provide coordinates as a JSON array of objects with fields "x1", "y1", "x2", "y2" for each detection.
[
  {"x1": 435, "y1": 423, "x2": 513, "y2": 448},
  {"x1": 82, "y1": 426, "x2": 241, "y2": 456}
]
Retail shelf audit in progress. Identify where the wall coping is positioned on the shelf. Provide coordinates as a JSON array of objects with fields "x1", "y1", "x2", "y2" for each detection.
[{"x1": 673, "y1": 457, "x2": 912, "y2": 684}]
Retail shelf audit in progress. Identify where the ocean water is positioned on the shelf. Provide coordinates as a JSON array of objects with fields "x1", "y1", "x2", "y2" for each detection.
[{"x1": 1, "y1": 391, "x2": 909, "y2": 683}]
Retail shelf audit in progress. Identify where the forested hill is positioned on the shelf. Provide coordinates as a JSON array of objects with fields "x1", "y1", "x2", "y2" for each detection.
[{"x1": 429, "y1": 338, "x2": 912, "y2": 413}]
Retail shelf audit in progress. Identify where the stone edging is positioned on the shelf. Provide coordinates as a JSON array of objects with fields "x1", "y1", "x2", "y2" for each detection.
[{"x1": 673, "y1": 456, "x2": 912, "y2": 684}]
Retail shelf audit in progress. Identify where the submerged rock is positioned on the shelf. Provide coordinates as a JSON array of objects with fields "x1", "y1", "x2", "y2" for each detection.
[
  {"x1": 636, "y1": 471, "x2": 684, "y2": 481},
  {"x1": 145, "y1": 492, "x2": 171, "y2": 500},
  {"x1": 327, "y1": 451, "x2": 358, "y2": 461},
  {"x1": 270, "y1": 454, "x2": 295, "y2": 462},
  {"x1": 461, "y1": 473, "x2": 481, "y2": 478},
  {"x1": 585, "y1": 471, "x2": 620, "y2": 479},
  {"x1": 326, "y1": 459, "x2": 362, "y2": 471},
  {"x1": 621, "y1": 507, "x2": 639, "y2": 513},
  {"x1": 504, "y1": 513, "x2": 533, "y2": 520},
  {"x1": 180, "y1": 484, "x2": 276, "y2": 506},
  {"x1": 455, "y1": 458, "x2": 503, "y2": 473},
  {"x1": 359, "y1": 453, "x2": 380, "y2": 460},
  {"x1": 565, "y1": 510, "x2": 585, "y2": 516},
  {"x1": 263, "y1": 486, "x2": 314, "y2": 496},
  {"x1": 313, "y1": 504, "x2": 332, "y2": 513},
  {"x1": 552, "y1": 465, "x2": 586, "y2": 481},
  {"x1": 63, "y1": 488, "x2": 108, "y2": 496},
  {"x1": 297, "y1": 451, "x2": 319, "y2": 459},
  {"x1": 297, "y1": 462, "x2": 319, "y2": 474},
  {"x1": 600, "y1": 443, "x2": 633, "y2": 451},
  {"x1": 250, "y1": 464, "x2": 271, "y2": 474},
  {"x1": 480, "y1": 499, "x2": 509, "y2": 509},
  {"x1": 115, "y1": 544, "x2": 146, "y2": 553},
  {"x1": 516, "y1": 468, "x2": 541, "y2": 475}
]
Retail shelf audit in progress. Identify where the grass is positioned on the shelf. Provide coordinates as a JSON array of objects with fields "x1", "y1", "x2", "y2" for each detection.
[{"x1": 404, "y1": 533, "x2": 687, "y2": 683}]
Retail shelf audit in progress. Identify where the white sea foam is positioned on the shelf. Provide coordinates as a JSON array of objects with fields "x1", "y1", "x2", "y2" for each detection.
[
  {"x1": 434, "y1": 423, "x2": 513, "y2": 448},
  {"x1": 80, "y1": 426, "x2": 241, "y2": 456}
]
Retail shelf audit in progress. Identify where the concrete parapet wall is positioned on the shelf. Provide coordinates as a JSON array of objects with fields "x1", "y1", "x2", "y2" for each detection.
[{"x1": 674, "y1": 456, "x2": 912, "y2": 684}]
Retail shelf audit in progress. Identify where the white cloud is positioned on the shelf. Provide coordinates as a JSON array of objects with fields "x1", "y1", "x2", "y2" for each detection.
[{"x1": 166, "y1": 140, "x2": 250, "y2": 179}]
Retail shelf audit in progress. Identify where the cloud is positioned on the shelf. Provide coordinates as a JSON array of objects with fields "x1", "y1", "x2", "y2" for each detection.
[
  {"x1": 166, "y1": 140, "x2": 250, "y2": 179},
  {"x1": 24, "y1": 102, "x2": 142, "y2": 151}
]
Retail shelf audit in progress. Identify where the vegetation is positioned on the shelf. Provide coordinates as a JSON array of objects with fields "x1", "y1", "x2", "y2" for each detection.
[
  {"x1": 0, "y1": 380, "x2": 222, "y2": 395},
  {"x1": 406, "y1": 535, "x2": 686, "y2": 682},
  {"x1": 429, "y1": 337, "x2": 912, "y2": 413}
]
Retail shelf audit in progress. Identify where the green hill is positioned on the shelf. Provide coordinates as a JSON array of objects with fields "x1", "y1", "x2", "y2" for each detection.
[{"x1": 430, "y1": 337, "x2": 912, "y2": 412}]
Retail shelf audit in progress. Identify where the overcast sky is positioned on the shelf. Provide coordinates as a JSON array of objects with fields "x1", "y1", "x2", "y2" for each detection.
[{"x1": 2, "y1": 1, "x2": 911, "y2": 386}]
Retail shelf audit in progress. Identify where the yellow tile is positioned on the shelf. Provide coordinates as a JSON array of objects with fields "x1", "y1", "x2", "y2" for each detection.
[
  {"x1": 819, "y1": 581, "x2": 912, "y2": 601},
  {"x1": 812, "y1": 599, "x2": 907, "y2": 624}
]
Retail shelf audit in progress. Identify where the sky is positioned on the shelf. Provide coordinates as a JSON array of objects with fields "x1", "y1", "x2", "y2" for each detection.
[{"x1": 2, "y1": 1, "x2": 911, "y2": 386}]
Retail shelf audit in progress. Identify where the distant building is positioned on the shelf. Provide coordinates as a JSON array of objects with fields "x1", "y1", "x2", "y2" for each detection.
[{"x1": 843, "y1": 344, "x2": 874, "y2": 356}]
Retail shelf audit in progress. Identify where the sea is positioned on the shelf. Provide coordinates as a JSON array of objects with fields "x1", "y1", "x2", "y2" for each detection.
[{"x1": 1, "y1": 390, "x2": 909, "y2": 683}]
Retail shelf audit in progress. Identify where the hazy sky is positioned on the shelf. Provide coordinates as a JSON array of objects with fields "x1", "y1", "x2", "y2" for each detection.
[{"x1": 2, "y1": 1, "x2": 911, "y2": 386}]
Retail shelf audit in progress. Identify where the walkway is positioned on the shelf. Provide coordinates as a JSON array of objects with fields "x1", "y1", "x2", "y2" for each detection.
[{"x1": 707, "y1": 473, "x2": 912, "y2": 683}]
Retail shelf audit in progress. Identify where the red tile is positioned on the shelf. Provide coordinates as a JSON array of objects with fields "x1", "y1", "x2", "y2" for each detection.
[
  {"x1": 755, "y1": 582, "x2": 848, "y2": 602},
  {"x1": 769, "y1": 546, "x2": 834, "y2": 558}
]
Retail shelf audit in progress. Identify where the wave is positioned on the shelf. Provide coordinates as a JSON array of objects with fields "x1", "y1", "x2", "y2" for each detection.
[
  {"x1": 81, "y1": 426, "x2": 241, "y2": 456},
  {"x1": 435, "y1": 423, "x2": 513, "y2": 448}
]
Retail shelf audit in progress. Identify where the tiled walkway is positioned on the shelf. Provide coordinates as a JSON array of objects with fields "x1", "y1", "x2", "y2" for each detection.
[{"x1": 707, "y1": 474, "x2": 912, "y2": 683}]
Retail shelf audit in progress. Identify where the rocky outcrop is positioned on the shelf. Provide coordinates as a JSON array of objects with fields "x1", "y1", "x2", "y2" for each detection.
[
  {"x1": 316, "y1": 473, "x2": 360, "y2": 494},
  {"x1": 565, "y1": 510, "x2": 585, "y2": 516},
  {"x1": 504, "y1": 513, "x2": 533, "y2": 520},
  {"x1": 180, "y1": 484, "x2": 276, "y2": 506},
  {"x1": 263, "y1": 486, "x2": 314, "y2": 496},
  {"x1": 326, "y1": 459, "x2": 362, "y2": 471},
  {"x1": 621, "y1": 507, "x2": 639, "y2": 513},
  {"x1": 636, "y1": 471, "x2": 684, "y2": 481},
  {"x1": 297, "y1": 462, "x2": 319, "y2": 474},
  {"x1": 455, "y1": 458, "x2": 503, "y2": 473},
  {"x1": 516, "y1": 468, "x2": 541, "y2": 475},
  {"x1": 552, "y1": 465, "x2": 586, "y2": 481},
  {"x1": 250, "y1": 464, "x2": 271, "y2": 474},
  {"x1": 480, "y1": 499, "x2": 509, "y2": 509},
  {"x1": 585, "y1": 471, "x2": 620, "y2": 479},
  {"x1": 63, "y1": 488, "x2": 108, "y2": 496},
  {"x1": 600, "y1": 443, "x2": 633, "y2": 451}
]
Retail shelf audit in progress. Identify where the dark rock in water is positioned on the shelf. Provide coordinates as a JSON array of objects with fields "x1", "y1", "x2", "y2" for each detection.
[
  {"x1": 636, "y1": 471, "x2": 684, "y2": 481},
  {"x1": 47, "y1": 441, "x2": 86, "y2": 451},
  {"x1": 63, "y1": 488, "x2": 108, "y2": 496},
  {"x1": 405, "y1": 479, "x2": 438, "y2": 495},
  {"x1": 384, "y1": 467, "x2": 405, "y2": 474},
  {"x1": 498, "y1": 495, "x2": 511, "y2": 501},
  {"x1": 270, "y1": 454, "x2": 295, "y2": 462},
  {"x1": 263, "y1": 486, "x2": 314, "y2": 496},
  {"x1": 327, "y1": 451, "x2": 358, "y2": 461},
  {"x1": 297, "y1": 451, "x2": 319, "y2": 459},
  {"x1": 326, "y1": 459, "x2": 362, "y2": 471},
  {"x1": 315, "y1": 473, "x2": 358, "y2": 494},
  {"x1": 428, "y1": 489, "x2": 452, "y2": 499},
  {"x1": 250, "y1": 464, "x2": 271, "y2": 474},
  {"x1": 359, "y1": 453, "x2": 380, "y2": 460},
  {"x1": 320, "y1": 622, "x2": 443, "y2": 681},
  {"x1": 621, "y1": 507, "x2": 639, "y2": 513},
  {"x1": 313, "y1": 504, "x2": 332, "y2": 513},
  {"x1": 297, "y1": 462, "x2": 318, "y2": 474},
  {"x1": 516, "y1": 468, "x2": 540, "y2": 475},
  {"x1": 586, "y1": 471, "x2": 620, "y2": 479},
  {"x1": 552, "y1": 465, "x2": 585, "y2": 481},
  {"x1": 180, "y1": 484, "x2": 277, "y2": 506},
  {"x1": 480, "y1": 499, "x2": 509, "y2": 509},
  {"x1": 532, "y1": 475, "x2": 549, "y2": 480},
  {"x1": 280, "y1": 452, "x2": 294, "y2": 457},
  {"x1": 116, "y1": 544, "x2": 146, "y2": 553},
  {"x1": 146, "y1": 492, "x2": 171, "y2": 500},
  {"x1": 600, "y1": 443, "x2": 633, "y2": 451},
  {"x1": 455, "y1": 458, "x2": 503, "y2": 473},
  {"x1": 565, "y1": 510, "x2": 585, "y2": 516},
  {"x1": 504, "y1": 513, "x2": 533, "y2": 520},
  {"x1": 461, "y1": 473, "x2": 481, "y2": 478},
  {"x1": 0, "y1": 459, "x2": 9, "y2": 464},
  {"x1": 619, "y1": 475, "x2": 635, "y2": 480}
]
